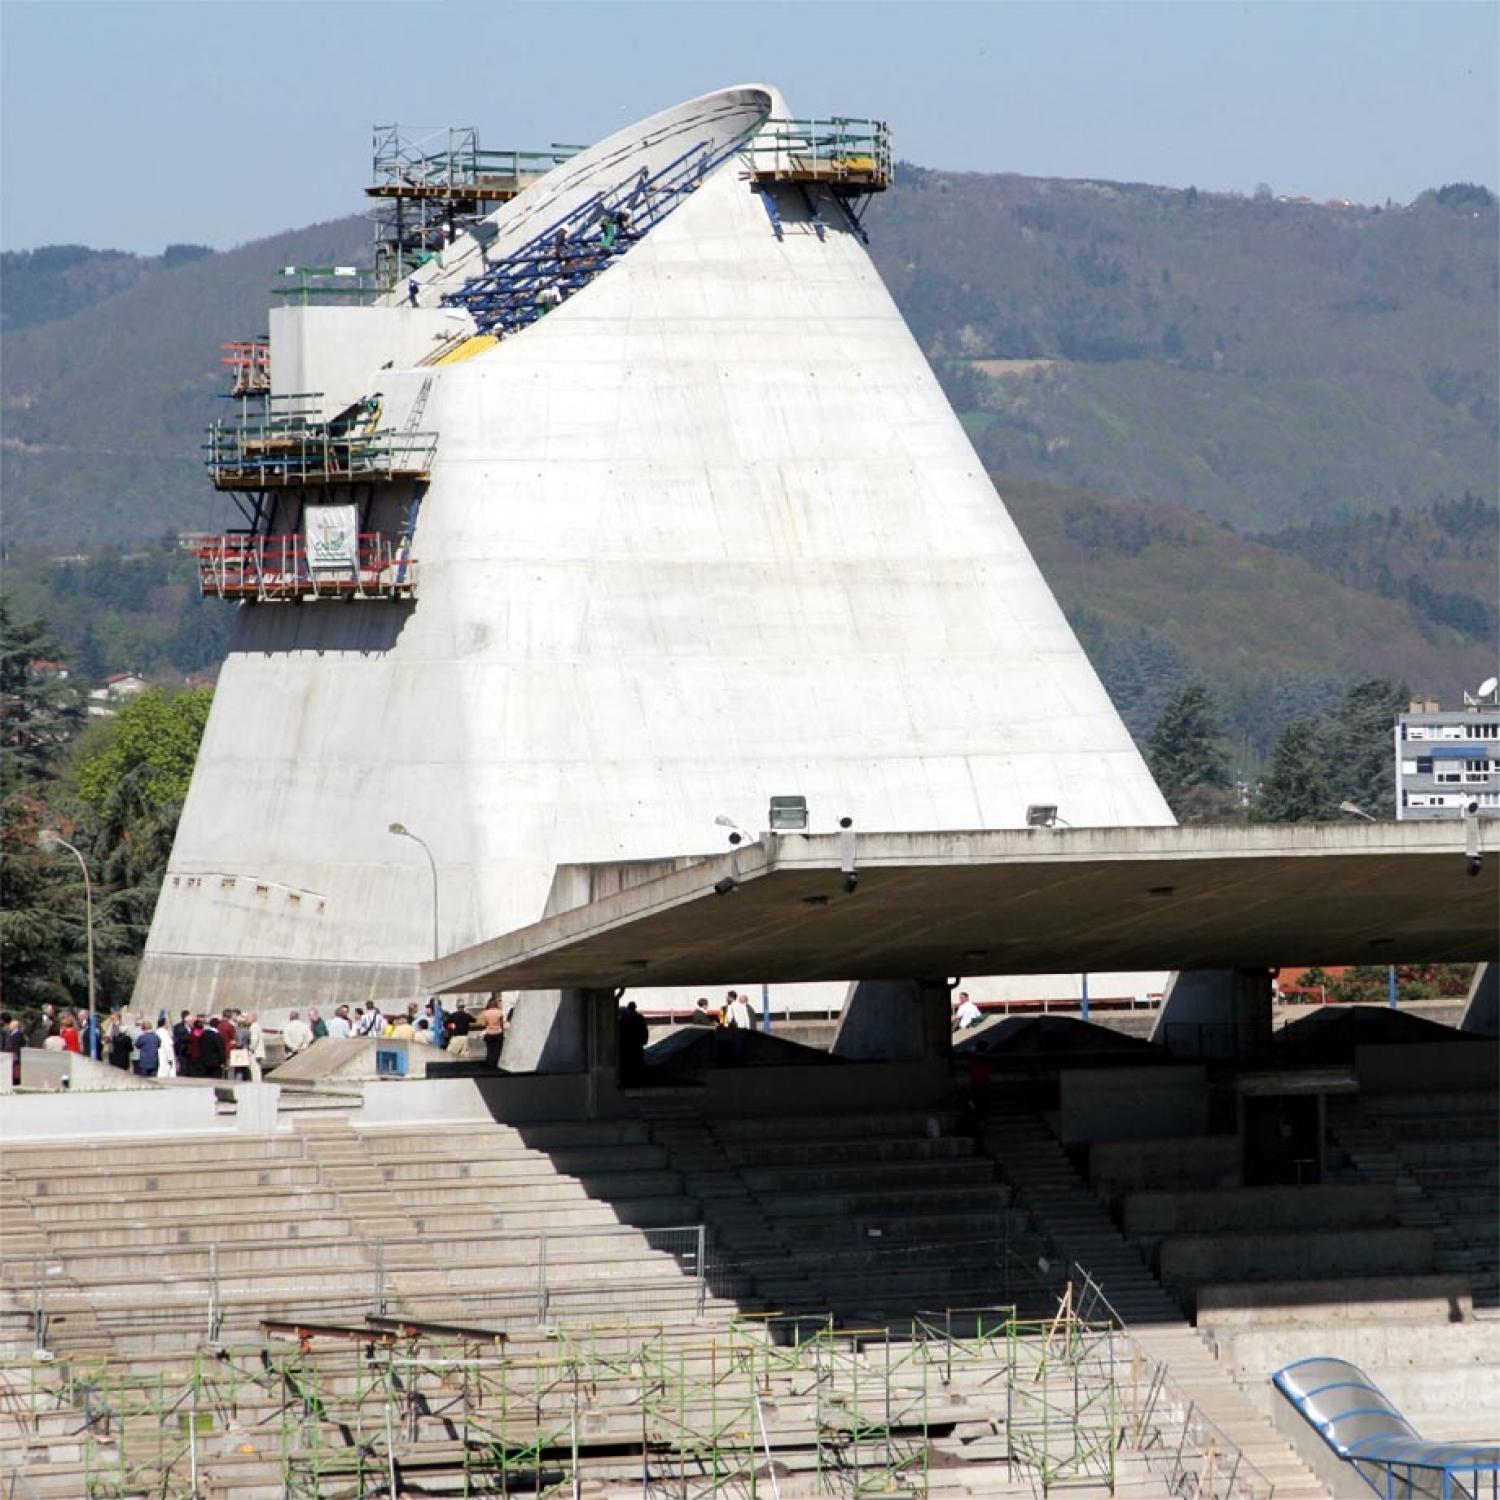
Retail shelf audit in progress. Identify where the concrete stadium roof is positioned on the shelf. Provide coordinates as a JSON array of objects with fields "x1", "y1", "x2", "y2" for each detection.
[{"x1": 424, "y1": 823, "x2": 1498, "y2": 993}]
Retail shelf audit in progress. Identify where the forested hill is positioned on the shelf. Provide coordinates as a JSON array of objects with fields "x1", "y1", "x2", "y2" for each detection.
[
  {"x1": 1, "y1": 167, "x2": 1494, "y2": 741},
  {"x1": 871, "y1": 173, "x2": 1496, "y2": 529}
]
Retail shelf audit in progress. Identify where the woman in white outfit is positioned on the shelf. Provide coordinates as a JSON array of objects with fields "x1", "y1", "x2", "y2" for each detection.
[{"x1": 154, "y1": 1016, "x2": 177, "y2": 1079}]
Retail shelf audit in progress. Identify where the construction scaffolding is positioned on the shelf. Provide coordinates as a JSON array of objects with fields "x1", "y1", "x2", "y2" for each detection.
[
  {"x1": 3, "y1": 1289, "x2": 1280, "y2": 1500},
  {"x1": 367, "y1": 124, "x2": 581, "y2": 288},
  {"x1": 440, "y1": 122, "x2": 760, "y2": 336},
  {"x1": 204, "y1": 393, "x2": 437, "y2": 492}
]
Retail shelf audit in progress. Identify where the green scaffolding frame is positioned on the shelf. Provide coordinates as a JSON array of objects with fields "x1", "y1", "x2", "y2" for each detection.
[{"x1": 8, "y1": 1296, "x2": 1140, "y2": 1499}]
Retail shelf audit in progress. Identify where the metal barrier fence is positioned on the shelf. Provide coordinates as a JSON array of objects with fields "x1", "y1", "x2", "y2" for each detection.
[
  {"x1": 0, "y1": 1223, "x2": 711, "y2": 1350},
  {"x1": 1072, "y1": 1262, "x2": 1277, "y2": 1500}
]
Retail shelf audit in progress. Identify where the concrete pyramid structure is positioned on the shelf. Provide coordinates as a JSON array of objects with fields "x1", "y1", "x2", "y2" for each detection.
[{"x1": 136, "y1": 85, "x2": 1172, "y2": 1015}]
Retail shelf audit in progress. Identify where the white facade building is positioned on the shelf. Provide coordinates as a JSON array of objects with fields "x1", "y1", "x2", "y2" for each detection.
[
  {"x1": 1396, "y1": 694, "x2": 1500, "y2": 820},
  {"x1": 135, "y1": 86, "x2": 1173, "y2": 1017}
]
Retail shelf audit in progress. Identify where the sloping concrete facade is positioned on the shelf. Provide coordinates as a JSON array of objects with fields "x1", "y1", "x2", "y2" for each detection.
[{"x1": 135, "y1": 85, "x2": 1172, "y2": 1015}]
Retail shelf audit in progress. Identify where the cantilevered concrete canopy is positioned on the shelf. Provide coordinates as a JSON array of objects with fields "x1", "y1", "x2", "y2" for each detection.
[{"x1": 425, "y1": 823, "x2": 1497, "y2": 993}]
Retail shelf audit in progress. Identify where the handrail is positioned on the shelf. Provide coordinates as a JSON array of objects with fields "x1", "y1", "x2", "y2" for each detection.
[{"x1": 193, "y1": 531, "x2": 416, "y2": 602}]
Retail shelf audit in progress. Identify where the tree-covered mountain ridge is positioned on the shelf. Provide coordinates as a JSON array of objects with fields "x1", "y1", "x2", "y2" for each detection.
[{"x1": 1, "y1": 167, "x2": 1493, "y2": 742}]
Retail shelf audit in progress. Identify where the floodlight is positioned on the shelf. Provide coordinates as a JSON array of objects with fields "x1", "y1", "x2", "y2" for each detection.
[
  {"x1": 1338, "y1": 801, "x2": 1376, "y2": 823},
  {"x1": 1026, "y1": 805, "x2": 1059, "y2": 829},
  {"x1": 768, "y1": 795, "x2": 809, "y2": 832}
]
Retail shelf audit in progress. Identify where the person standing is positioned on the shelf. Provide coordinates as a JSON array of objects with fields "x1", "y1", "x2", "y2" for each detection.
[
  {"x1": 60, "y1": 1014, "x2": 82, "y2": 1054},
  {"x1": 172, "y1": 1012, "x2": 193, "y2": 1075},
  {"x1": 308, "y1": 1008, "x2": 329, "y2": 1040},
  {"x1": 134, "y1": 1024, "x2": 161, "y2": 1078},
  {"x1": 428, "y1": 996, "x2": 447, "y2": 1052},
  {"x1": 618, "y1": 1001, "x2": 649, "y2": 1085},
  {"x1": 198, "y1": 1019, "x2": 226, "y2": 1079},
  {"x1": 688, "y1": 998, "x2": 715, "y2": 1027},
  {"x1": 2, "y1": 1016, "x2": 24, "y2": 1085},
  {"x1": 479, "y1": 995, "x2": 505, "y2": 1069},
  {"x1": 28, "y1": 1003, "x2": 58, "y2": 1050},
  {"x1": 281, "y1": 1011, "x2": 311, "y2": 1055},
  {"x1": 245, "y1": 1013, "x2": 266, "y2": 1081},
  {"x1": 727, "y1": 992, "x2": 751, "y2": 1030},
  {"x1": 326, "y1": 1007, "x2": 352, "y2": 1039},
  {"x1": 446, "y1": 1006, "x2": 472, "y2": 1055},
  {"x1": 155, "y1": 1015, "x2": 177, "y2": 1079}
]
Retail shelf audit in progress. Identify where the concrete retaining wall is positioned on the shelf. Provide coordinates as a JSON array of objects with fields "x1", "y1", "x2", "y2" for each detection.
[
  {"x1": 1356, "y1": 1039, "x2": 1498, "y2": 1093},
  {"x1": 1088, "y1": 1135, "x2": 1240, "y2": 1205},
  {"x1": 1124, "y1": 1184, "x2": 1394, "y2": 1239},
  {"x1": 1234, "y1": 1323, "x2": 1500, "y2": 1436},
  {"x1": 1197, "y1": 1274, "x2": 1471, "y2": 1326},
  {"x1": 1058, "y1": 1064, "x2": 1207, "y2": 1143},
  {"x1": 0, "y1": 1088, "x2": 223, "y2": 1140},
  {"x1": 1158, "y1": 1226, "x2": 1432, "y2": 1291}
]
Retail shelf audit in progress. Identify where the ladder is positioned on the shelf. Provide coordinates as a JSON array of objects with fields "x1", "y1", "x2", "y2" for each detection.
[{"x1": 403, "y1": 376, "x2": 433, "y2": 435}]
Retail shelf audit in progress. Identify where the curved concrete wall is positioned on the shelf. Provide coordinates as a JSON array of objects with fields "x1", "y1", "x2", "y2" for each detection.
[{"x1": 136, "y1": 84, "x2": 1172, "y2": 1013}]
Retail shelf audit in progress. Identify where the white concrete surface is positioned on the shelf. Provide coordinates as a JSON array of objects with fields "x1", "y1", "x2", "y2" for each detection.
[{"x1": 136, "y1": 83, "x2": 1172, "y2": 1017}]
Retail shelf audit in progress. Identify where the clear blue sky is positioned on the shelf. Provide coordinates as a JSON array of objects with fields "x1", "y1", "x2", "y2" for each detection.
[{"x1": 3, "y1": 0, "x2": 1496, "y2": 254}]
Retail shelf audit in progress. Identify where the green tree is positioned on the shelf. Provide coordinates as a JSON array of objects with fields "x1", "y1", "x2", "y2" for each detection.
[
  {"x1": 0, "y1": 606, "x2": 91, "y2": 1009},
  {"x1": 1146, "y1": 682, "x2": 1238, "y2": 822},
  {"x1": 0, "y1": 598, "x2": 83, "y2": 797},
  {"x1": 1256, "y1": 720, "x2": 1333, "y2": 822},
  {"x1": 1326, "y1": 678, "x2": 1406, "y2": 817},
  {"x1": 76, "y1": 687, "x2": 212, "y2": 811}
]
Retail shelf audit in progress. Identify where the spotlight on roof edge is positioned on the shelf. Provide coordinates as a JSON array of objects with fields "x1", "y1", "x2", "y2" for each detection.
[
  {"x1": 768, "y1": 795, "x2": 809, "y2": 832},
  {"x1": 1026, "y1": 805, "x2": 1060, "y2": 829}
]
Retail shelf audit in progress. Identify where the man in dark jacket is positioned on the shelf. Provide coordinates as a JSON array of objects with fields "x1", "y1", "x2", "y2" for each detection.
[
  {"x1": 2, "y1": 1016, "x2": 24, "y2": 1084},
  {"x1": 173, "y1": 1012, "x2": 194, "y2": 1076},
  {"x1": 198, "y1": 1022, "x2": 226, "y2": 1079}
]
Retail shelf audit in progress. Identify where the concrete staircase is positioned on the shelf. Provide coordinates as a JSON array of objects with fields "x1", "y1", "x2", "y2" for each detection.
[
  {"x1": 977, "y1": 1098, "x2": 1332, "y2": 1500},
  {"x1": 1328, "y1": 1091, "x2": 1499, "y2": 1309}
]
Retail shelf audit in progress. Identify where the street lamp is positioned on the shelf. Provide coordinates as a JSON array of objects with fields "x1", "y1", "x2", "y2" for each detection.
[
  {"x1": 38, "y1": 830, "x2": 96, "y2": 1058},
  {"x1": 388, "y1": 822, "x2": 439, "y2": 959},
  {"x1": 1336, "y1": 803, "x2": 1396, "y2": 1005}
]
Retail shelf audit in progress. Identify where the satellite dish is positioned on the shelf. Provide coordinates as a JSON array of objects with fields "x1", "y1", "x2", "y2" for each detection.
[{"x1": 1479, "y1": 676, "x2": 1498, "y2": 699}]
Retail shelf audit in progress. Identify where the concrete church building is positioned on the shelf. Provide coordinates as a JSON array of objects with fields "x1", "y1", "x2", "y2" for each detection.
[{"x1": 136, "y1": 84, "x2": 1173, "y2": 1022}]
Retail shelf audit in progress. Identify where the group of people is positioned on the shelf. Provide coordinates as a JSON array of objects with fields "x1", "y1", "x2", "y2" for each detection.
[
  {"x1": 3, "y1": 992, "x2": 518, "y2": 1086},
  {"x1": 687, "y1": 991, "x2": 756, "y2": 1029},
  {"x1": 2, "y1": 1004, "x2": 269, "y2": 1082},
  {"x1": 278, "y1": 996, "x2": 506, "y2": 1063}
]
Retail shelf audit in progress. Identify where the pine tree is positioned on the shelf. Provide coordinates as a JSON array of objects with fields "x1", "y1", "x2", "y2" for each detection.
[
  {"x1": 1146, "y1": 682, "x2": 1236, "y2": 822},
  {"x1": 0, "y1": 599, "x2": 83, "y2": 797},
  {"x1": 1326, "y1": 678, "x2": 1407, "y2": 817},
  {"x1": 1256, "y1": 721, "x2": 1333, "y2": 822}
]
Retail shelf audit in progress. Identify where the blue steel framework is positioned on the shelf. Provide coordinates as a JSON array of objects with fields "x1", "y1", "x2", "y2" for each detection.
[{"x1": 440, "y1": 133, "x2": 754, "y2": 335}]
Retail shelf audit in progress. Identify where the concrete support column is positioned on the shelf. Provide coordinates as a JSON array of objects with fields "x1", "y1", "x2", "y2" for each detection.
[
  {"x1": 830, "y1": 978, "x2": 953, "y2": 1063},
  {"x1": 501, "y1": 988, "x2": 589, "y2": 1073},
  {"x1": 1150, "y1": 969, "x2": 1274, "y2": 1061},
  {"x1": 1460, "y1": 961, "x2": 1497, "y2": 1035},
  {"x1": 580, "y1": 988, "x2": 626, "y2": 1119}
]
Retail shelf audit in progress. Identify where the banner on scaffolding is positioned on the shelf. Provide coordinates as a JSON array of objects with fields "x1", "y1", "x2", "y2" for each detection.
[{"x1": 305, "y1": 505, "x2": 359, "y2": 570}]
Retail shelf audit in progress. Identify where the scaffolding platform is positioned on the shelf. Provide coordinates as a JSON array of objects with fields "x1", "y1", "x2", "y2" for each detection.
[
  {"x1": 194, "y1": 532, "x2": 416, "y2": 602},
  {"x1": 220, "y1": 339, "x2": 270, "y2": 397},
  {"x1": 745, "y1": 117, "x2": 893, "y2": 192},
  {"x1": 204, "y1": 394, "x2": 437, "y2": 490},
  {"x1": 368, "y1": 124, "x2": 580, "y2": 287}
]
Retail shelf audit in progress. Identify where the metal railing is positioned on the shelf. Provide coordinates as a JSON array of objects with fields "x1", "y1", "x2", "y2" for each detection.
[
  {"x1": 0, "y1": 1223, "x2": 711, "y2": 1351},
  {"x1": 744, "y1": 116, "x2": 893, "y2": 190},
  {"x1": 193, "y1": 531, "x2": 416, "y2": 601},
  {"x1": 1071, "y1": 1262, "x2": 1277, "y2": 1500},
  {"x1": 203, "y1": 413, "x2": 437, "y2": 490}
]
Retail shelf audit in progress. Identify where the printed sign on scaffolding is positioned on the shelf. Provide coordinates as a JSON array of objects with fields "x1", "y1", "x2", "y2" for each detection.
[{"x1": 305, "y1": 505, "x2": 358, "y2": 571}]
